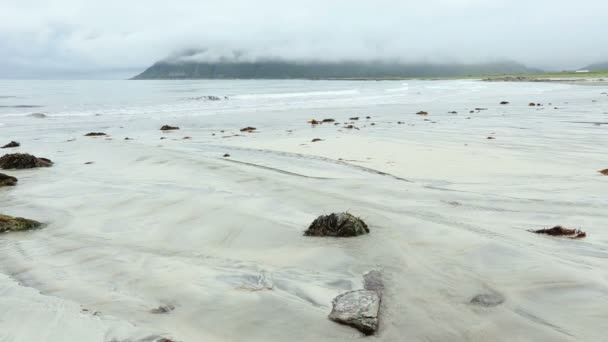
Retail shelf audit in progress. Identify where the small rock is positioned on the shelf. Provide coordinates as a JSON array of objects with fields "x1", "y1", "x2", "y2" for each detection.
[
  {"x1": 322, "y1": 119, "x2": 335, "y2": 123},
  {"x1": 0, "y1": 173, "x2": 18, "y2": 186},
  {"x1": 309, "y1": 119, "x2": 321, "y2": 125},
  {"x1": 475, "y1": 108, "x2": 488, "y2": 111},
  {"x1": 84, "y1": 162, "x2": 94, "y2": 165},
  {"x1": 598, "y1": 169, "x2": 608, "y2": 175},
  {"x1": 350, "y1": 117, "x2": 360, "y2": 120},
  {"x1": 84, "y1": 132, "x2": 106, "y2": 136},
  {"x1": 150, "y1": 304, "x2": 175, "y2": 314},
  {"x1": 223, "y1": 153, "x2": 230, "y2": 158},
  {"x1": 304, "y1": 212, "x2": 369, "y2": 237},
  {"x1": 529, "y1": 103, "x2": 536, "y2": 107},
  {"x1": 448, "y1": 111, "x2": 458, "y2": 114},
  {"x1": 124, "y1": 137, "x2": 132, "y2": 140},
  {"x1": 328, "y1": 290, "x2": 380, "y2": 335},
  {"x1": 27, "y1": 113, "x2": 47, "y2": 118},
  {"x1": 500, "y1": 101, "x2": 509, "y2": 105},
  {"x1": 370, "y1": 123, "x2": 376, "y2": 126},
  {"x1": 0, "y1": 153, "x2": 53, "y2": 169},
  {"x1": 365, "y1": 116, "x2": 371, "y2": 119},
  {"x1": 182, "y1": 136, "x2": 192, "y2": 140},
  {"x1": 160, "y1": 125, "x2": 179, "y2": 131},
  {"x1": 416, "y1": 111, "x2": 429, "y2": 116},
  {"x1": 470, "y1": 293, "x2": 505, "y2": 307},
  {"x1": 0, "y1": 214, "x2": 42, "y2": 233},
  {"x1": 530, "y1": 226, "x2": 586, "y2": 239},
  {"x1": 2, "y1": 141, "x2": 20, "y2": 149},
  {"x1": 344, "y1": 125, "x2": 356, "y2": 129},
  {"x1": 311, "y1": 138, "x2": 323, "y2": 142},
  {"x1": 487, "y1": 136, "x2": 495, "y2": 140},
  {"x1": 240, "y1": 127, "x2": 257, "y2": 133}
]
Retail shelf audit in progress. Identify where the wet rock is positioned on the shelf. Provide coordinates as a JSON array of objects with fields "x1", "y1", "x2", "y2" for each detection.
[
  {"x1": 470, "y1": 293, "x2": 505, "y2": 307},
  {"x1": 328, "y1": 290, "x2": 380, "y2": 335},
  {"x1": 528, "y1": 103, "x2": 536, "y2": 106},
  {"x1": 487, "y1": 136, "x2": 495, "y2": 140},
  {"x1": 160, "y1": 125, "x2": 179, "y2": 131},
  {"x1": 150, "y1": 304, "x2": 175, "y2": 314},
  {"x1": 469, "y1": 110, "x2": 474, "y2": 113},
  {"x1": 322, "y1": 118, "x2": 335, "y2": 123},
  {"x1": 350, "y1": 117, "x2": 360, "y2": 120},
  {"x1": 304, "y1": 212, "x2": 369, "y2": 237},
  {"x1": 416, "y1": 111, "x2": 429, "y2": 115},
  {"x1": 448, "y1": 111, "x2": 458, "y2": 114},
  {"x1": 84, "y1": 132, "x2": 107, "y2": 136},
  {"x1": 0, "y1": 173, "x2": 18, "y2": 186},
  {"x1": 84, "y1": 161, "x2": 94, "y2": 165},
  {"x1": 27, "y1": 113, "x2": 47, "y2": 118},
  {"x1": 240, "y1": 127, "x2": 257, "y2": 133},
  {"x1": 500, "y1": 101, "x2": 509, "y2": 105},
  {"x1": 0, "y1": 214, "x2": 42, "y2": 233},
  {"x1": 309, "y1": 119, "x2": 321, "y2": 125},
  {"x1": 182, "y1": 136, "x2": 192, "y2": 140},
  {"x1": 311, "y1": 138, "x2": 323, "y2": 142},
  {"x1": 363, "y1": 270, "x2": 384, "y2": 293},
  {"x1": 2, "y1": 141, "x2": 20, "y2": 149},
  {"x1": 223, "y1": 153, "x2": 230, "y2": 158},
  {"x1": 598, "y1": 169, "x2": 608, "y2": 175},
  {"x1": 531, "y1": 226, "x2": 586, "y2": 239},
  {"x1": 0, "y1": 153, "x2": 53, "y2": 169},
  {"x1": 124, "y1": 137, "x2": 132, "y2": 140}
]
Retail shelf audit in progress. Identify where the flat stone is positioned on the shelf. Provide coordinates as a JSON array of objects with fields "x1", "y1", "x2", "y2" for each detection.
[
  {"x1": 470, "y1": 293, "x2": 505, "y2": 307},
  {"x1": 329, "y1": 290, "x2": 380, "y2": 335}
]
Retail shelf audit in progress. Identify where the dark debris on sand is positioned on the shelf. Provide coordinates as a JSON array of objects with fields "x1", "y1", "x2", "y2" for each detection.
[
  {"x1": 530, "y1": 226, "x2": 586, "y2": 239},
  {"x1": 240, "y1": 127, "x2": 257, "y2": 133},
  {"x1": 84, "y1": 132, "x2": 107, "y2": 136},
  {"x1": 160, "y1": 125, "x2": 179, "y2": 131},
  {"x1": 2, "y1": 141, "x2": 20, "y2": 149}
]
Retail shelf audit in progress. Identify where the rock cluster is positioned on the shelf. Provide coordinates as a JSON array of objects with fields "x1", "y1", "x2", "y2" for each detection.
[{"x1": 2, "y1": 141, "x2": 20, "y2": 148}]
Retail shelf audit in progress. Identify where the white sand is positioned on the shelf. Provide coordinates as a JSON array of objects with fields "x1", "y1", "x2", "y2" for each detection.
[{"x1": 1, "y1": 80, "x2": 607, "y2": 341}]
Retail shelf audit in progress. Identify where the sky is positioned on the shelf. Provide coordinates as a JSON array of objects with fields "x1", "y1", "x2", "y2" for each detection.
[{"x1": 1, "y1": 0, "x2": 607, "y2": 78}]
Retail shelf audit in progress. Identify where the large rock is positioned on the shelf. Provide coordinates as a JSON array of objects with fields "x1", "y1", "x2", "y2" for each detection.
[
  {"x1": 0, "y1": 153, "x2": 53, "y2": 169},
  {"x1": 328, "y1": 290, "x2": 380, "y2": 335},
  {"x1": 304, "y1": 212, "x2": 369, "y2": 237},
  {"x1": 0, "y1": 173, "x2": 18, "y2": 186},
  {"x1": 0, "y1": 214, "x2": 42, "y2": 233}
]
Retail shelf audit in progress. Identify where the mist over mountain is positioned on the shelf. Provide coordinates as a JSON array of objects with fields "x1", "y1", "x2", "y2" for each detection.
[
  {"x1": 582, "y1": 62, "x2": 608, "y2": 72},
  {"x1": 132, "y1": 50, "x2": 538, "y2": 79}
]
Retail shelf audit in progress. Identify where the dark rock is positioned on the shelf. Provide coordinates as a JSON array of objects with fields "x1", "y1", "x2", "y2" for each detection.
[
  {"x1": 160, "y1": 125, "x2": 179, "y2": 131},
  {"x1": 84, "y1": 162, "x2": 94, "y2": 165},
  {"x1": 470, "y1": 293, "x2": 505, "y2": 307},
  {"x1": 530, "y1": 226, "x2": 586, "y2": 239},
  {"x1": 350, "y1": 117, "x2": 359, "y2": 120},
  {"x1": 0, "y1": 153, "x2": 53, "y2": 169},
  {"x1": 599, "y1": 169, "x2": 608, "y2": 175},
  {"x1": 469, "y1": 110, "x2": 474, "y2": 113},
  {"x1": 487, "y1": 136, "x2": 495, "y2": 140},
  {"x1": 322, "y1": 118, "x2": 335, "y2": 123},
  {"x1": 529, "y1": 103, "x2": 536, "y2": 107},
  {"x1": 2, "y1": 141, "x2": 20, "y2": 149},
  {"x1": 223, "y1": 153, "x2": 230, "y2": 158},
  {"x1": 448, "y1": 111, "x2": 458, "y2": 114},
  {"x1": 150, "y1": 304, "x2": 175, "y2": 314},
  {"x1": 328, "y1": 290, "x2": 380, "y2": 335},
  {"x1": 309, "y1": 119, "x2": 321, "y2": 125},
  {"x1": 475, "y1": 108, "x2": 488, "y2": 111},
  {"x1": 27, "y1": 113, "x2": 47, "y2": 118},
  {"x1": 124, "y1": 137, "x2": 132, "y2": 140},
  {"x1": 311, "y1": 138, "x2": 323, "y2": 142},
  {"x1": 240, "y1": 127, "x2": 257, "y2": 133},
  {"x1": 370, "y1": 123, "x2": 376, "y2": 126},
  {"x1": 84, "y1": 132, "x2": 107, "y2": 136},
  {"x1": 500, "y1": 101, "x2": 509, "y2": 105},
  {"x1": 304, "y1": 212, "x2": 369, "y2": 237},
  {"x1": 0, "y1": 214, "x2": 42, "y2": 233},
  {"x1": 0, "y1": 173, "x2": 18, "y2": 186},
  {"x1": 182, "y1": 136, "x2": 192, "y2": 140},
  {"x1": 416, "y1": 111, "x2": 429, "y2": 115},
  {"x1": 365, "y1": 116, "x2": 371, "y2": 119}
]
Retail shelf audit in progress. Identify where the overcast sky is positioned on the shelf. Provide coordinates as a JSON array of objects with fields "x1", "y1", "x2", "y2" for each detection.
[{"x1": 1, "y1": 0, "x2": 607, "y2": 78}]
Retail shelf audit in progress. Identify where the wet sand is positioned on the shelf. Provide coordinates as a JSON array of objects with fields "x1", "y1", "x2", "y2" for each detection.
[{"x1": 1, "y1": 80, "x2": 607, "y2": 341}]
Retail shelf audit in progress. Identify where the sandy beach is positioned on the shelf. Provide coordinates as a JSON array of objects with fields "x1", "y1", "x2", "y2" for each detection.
[{"x1": 1, "y1": 79, "x2": 607, "y2": 341}]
